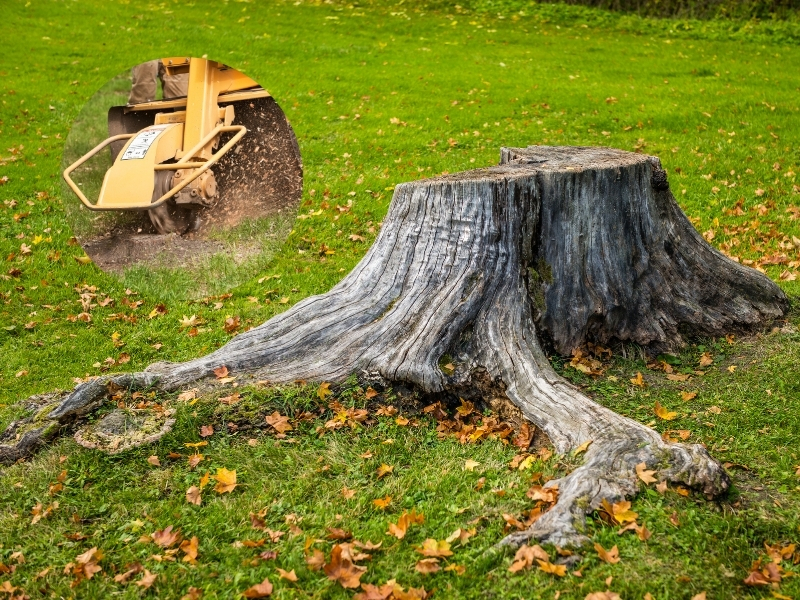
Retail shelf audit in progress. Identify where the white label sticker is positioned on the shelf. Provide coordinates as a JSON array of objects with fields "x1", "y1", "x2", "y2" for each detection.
[{"x1": 121, "y1": 126, "x2": 169, "y2": 160}]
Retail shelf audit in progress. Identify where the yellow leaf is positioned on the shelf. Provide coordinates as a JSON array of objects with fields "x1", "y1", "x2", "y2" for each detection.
[
  {"x1": 655, "y1": 401, "x2": 677, "y2": 421},
  {"x1": 698, "y1": 352, "x2": 713, "y2": 367},
  {"x1": 317, "y1": 382, "x2": 332, "y2": 400},
  {"x1": 727, "y1": 365, "x2": 737, "y2": 373},
  {"x1": 630, "y1": 372, "x2": 646, "y2": 387},
  {"x1": 277, "y1": 568, "x2": 298, "y2": 582},
  {"x1": 376, "y1": 464, "x2": 394, "y2": 478},
  {"x1": 372, "y1": 495, "x2": 392, "y2": 509},
  {"x1": 573, "y1": 440, "x2": 593, "y2": 455},
  {"x1": 464, "y1": 459, "x2": 480, "y2": 471},
  {"x1": 536, "y1": 559, "x2": 567, "y2": 576},
  {"x1": 213, "y1": 468, "x2": 237, "y2": 494},
  {"x1": 681, "y1": 391, "x2": 697, "y2": 401}
]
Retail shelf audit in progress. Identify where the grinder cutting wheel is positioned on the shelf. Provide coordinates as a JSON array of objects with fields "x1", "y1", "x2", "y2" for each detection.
[{"x1": 64, "y1": 57, "x2": 302, "y2": 235}]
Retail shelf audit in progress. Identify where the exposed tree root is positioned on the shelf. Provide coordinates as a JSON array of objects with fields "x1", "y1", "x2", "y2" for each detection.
[{"x1": 3, "y1": 146, "x2": 785, "y2": 547}]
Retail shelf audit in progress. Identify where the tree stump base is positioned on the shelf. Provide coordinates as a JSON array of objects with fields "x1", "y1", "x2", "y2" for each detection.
[{"x1": 2, "y1": 146, "x2": 788, "y2": 546}]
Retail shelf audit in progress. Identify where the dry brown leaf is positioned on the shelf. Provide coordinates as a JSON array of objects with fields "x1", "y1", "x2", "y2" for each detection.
[
  {"x1": 656, "y1": 480, "x2": 668, "y2": 494},
  {"x1": 324, "y1": 544, "x2": 367, "y2": 589},
  {"x1": 185, "y1": 486, "x2": 201, "y2": 506},
  {"x1": 265, "y1": 412, "x2": 293, "y2": 433},
  {"x1": 242, "y1": 577, "x2": 274, "y2": 598},
  {"x1": 305, "y1": 548, "x2": 325, "y2": 571},
  {"x1": 213, "y1": 365, "x2": 229, "y2": 379},
  {"x1": 342, "y1": 487, "x2": 357, "y2": 500},
  {"x1": 635, "y1": 462, "x2": 658, "y2": 484},
  {"x1": 387, "y1": 508, "x2": 424, "y2": 539},
  {"x1": 666, "y1": 373, "x2": 691, "y2": 382},
  {"x1": 513, "y1": 422, "x2": 534, "y2": 449},
  {"x1": 573, "y1": 440, "x2": 593, "y2": 455},
  {"x1": 180, "y1": 536, "x2": 199, "y2": 564},
  {"x1": 326, "y1": 527, "x2": 353, "y2": 541},
  {"x1": 594, "y1": 543, "x2": 620, "y2": 564},
  {"x1": 147, "y1": 455, "x2": 161, "y2": 467},
  {"x1": 152, "y1": 526, "x2": 181, "y2": 548},
  {"x1": 681, "y1": 391, "x2": 698, "y2": 401},
  {"x1": 135, "y1": 569, "x2": 157, "y2": 589},
  {"x1": 199, "y1": 425, "x2": 214, "y2": 438},
  {"x1": 698, "y1": 352, "x2": 714, "y2": 367},
  {"x1": 188, "y1": 454, "x2": 204, "y2": 469},
  {"x1": 415, "y1": 558, "x2": 441, "y2": 573}
]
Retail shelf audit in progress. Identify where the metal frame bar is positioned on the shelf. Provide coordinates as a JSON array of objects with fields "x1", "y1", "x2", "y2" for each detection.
[{"x1": 62, "y1": 125, "x2": 247, "y2": 211}]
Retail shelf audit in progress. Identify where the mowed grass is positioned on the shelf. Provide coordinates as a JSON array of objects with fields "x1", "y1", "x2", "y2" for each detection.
[{"x1": 1, "y1": 0, "x2": 799, "y2": 598}]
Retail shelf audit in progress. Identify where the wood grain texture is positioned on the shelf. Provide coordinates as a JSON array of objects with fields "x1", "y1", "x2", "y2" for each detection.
[{"x1": 4, "y1": 146, "x2": 787, "y2": 546}]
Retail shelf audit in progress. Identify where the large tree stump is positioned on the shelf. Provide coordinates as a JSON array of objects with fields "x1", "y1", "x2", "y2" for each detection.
[{"x1": 2, "y1": 146, "x2": 788, "y2": 547}]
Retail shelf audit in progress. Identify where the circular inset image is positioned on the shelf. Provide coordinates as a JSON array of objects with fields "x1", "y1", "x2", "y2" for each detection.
[{"x1": 61, "y1": 57, "x2": 302, "y2": 298}]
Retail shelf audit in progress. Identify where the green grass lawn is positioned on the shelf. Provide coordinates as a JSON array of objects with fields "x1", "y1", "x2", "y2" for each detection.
[{"x1": 1, "y1": 0, "x2": 799, "y2": 598}]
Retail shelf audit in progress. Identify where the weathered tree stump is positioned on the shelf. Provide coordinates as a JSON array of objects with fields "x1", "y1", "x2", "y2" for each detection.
[{"x1": 2, "y1": 146, "x2": 788, "y2": 547}]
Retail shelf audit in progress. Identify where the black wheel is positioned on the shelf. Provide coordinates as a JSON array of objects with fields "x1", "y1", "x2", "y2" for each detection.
[{"x1": 148, "y1": 170, "x2": 196, "y2": 234}]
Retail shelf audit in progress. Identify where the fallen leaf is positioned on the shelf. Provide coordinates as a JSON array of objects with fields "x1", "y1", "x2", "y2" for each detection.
[
  {"x1": 365, "y1": 387, "x2": 379, "y2": 399},
  {"x1": 681, "y1": 391, "x2": 698, "y2": 401},
  {"x1": 152, "y1": 526, "x2": 181, "y2": 548},
  {"x1": 594, "y1": 543, "x2": 620, "y2": 564},
  {"x1": 135, "y1": 569, "x2": 157, "y2": 589},
  {"x1": 727, "y1": 365, "x2": 737, "y2": 373},
  {"x1": 387, "y1": 509, "x2": 424, "y2": 539},
  {"x1": 213, "y1": 366, "x2": 229, "y2": 379},
  {"x1": 655, "y1": 401, "x2": 678, "y2": 421},
  {"x1": 416, "y1": 539, "x2": 453, "y2": 558},
  {"x1": 373, "y1": 495, "x2": 392, "y2": 509},
  {"x1": 513, "y1": 422, "x2": 534, "y2": 449},
  {"x1": 574, "y1": 439, "x2": 593, "y2": 455},
  {"x1": 318, "y1": 382, "x2": 333, "y2": 400},
  {"x1": 265, "y1": 412, "x2": 293, "y2": 433},
  {"x1": 666, "y1": 373, "x2": 690, "y2": 382},
  {"x1": 630, "y1": 372, "x2": 646, "y2": 387},
  {"x1": 188, "y1": 454, "x2": 204, "y2": 469},
  {"x1": 508, "y1": 544, "x2": 550, "y2": 572},
  {"x1": 376, "y1": 464, "x2": 394, "y2": 478},
  {"x1": 636, "y1": 462, "x2": 658, "y2": 484},
  {"x1": 342, "y1": 487, "x2": 357, "y2": 500},
  {"x1": 324, "y1": 544, "x2": 367, "y2": 589},
  {"x1": 186, "y1": 486, "x2": 201, "y2": 506},
  {"x1": 327, "y1": 527, "x2": 353, "y2": 541},
  {"x1": 277, "y1": 568, "x2": 298, "y2": 582},
  {"x1": 180, "y1": 536, "x2": 199, "y2": 564},
  {"x1": 445, "y1": 527, "x2": 476, "y2": 545},
  {"x1": 213, "y1": 468, "x2": 237, "y2": 494},
  {"x1": 242, "y1": 577, "x2": 274, "y2": 597},
  {"x1": 537, "y1": 559, "x2": 567, "y2": 576},
  {"x1": 464, "y1": 459, "x2": 480, "y2": 471},
  {"x1": 415, "y1": 558, "x2": 441, "y2": 573},
  {"x1": 698, "y1": 352, "x2": 713, "y2": 367},
  {"x1": 199, "y1": 425, "x2": 214, "y2": 438},
  {"x1": 147, "y1": 455, "x2": 161, "y2": 467},
  {"x1": 305, "y1": 549, "x2": 325, "y2": 571}
]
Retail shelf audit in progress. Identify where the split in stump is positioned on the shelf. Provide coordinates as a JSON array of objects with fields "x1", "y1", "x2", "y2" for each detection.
[{"x1": 2, "y1": 146, "x2": 788, "y2": 547}]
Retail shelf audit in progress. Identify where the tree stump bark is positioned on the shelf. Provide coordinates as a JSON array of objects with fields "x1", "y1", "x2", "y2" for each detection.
[{"x1": 2, "y1": 146, "x2": 788, "y2": 547}]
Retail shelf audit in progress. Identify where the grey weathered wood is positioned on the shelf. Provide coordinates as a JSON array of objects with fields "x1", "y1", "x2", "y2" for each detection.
[{"x1": 2, "y1": 146, "x2": 787, "y2": 547}]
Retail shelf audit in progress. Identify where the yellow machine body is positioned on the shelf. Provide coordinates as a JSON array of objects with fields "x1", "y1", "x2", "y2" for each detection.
[
  {"x1": 98, "y1": 123, "x2": 183, "y2": 209},
  {"x1": 63, "y1": 57, "x2": 267, "y2": 214}
]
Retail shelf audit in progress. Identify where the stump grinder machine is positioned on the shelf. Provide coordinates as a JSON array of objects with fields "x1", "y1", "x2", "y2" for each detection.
[{"x1": 63, "y1": 57, "x2": 301, "y2": 235}]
